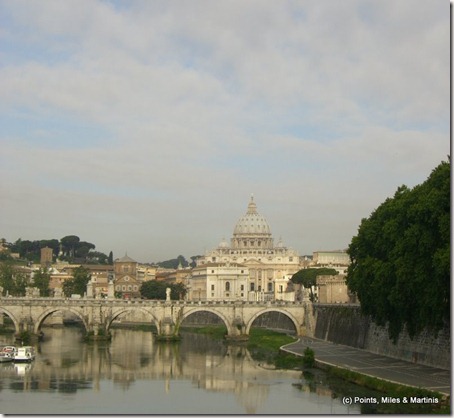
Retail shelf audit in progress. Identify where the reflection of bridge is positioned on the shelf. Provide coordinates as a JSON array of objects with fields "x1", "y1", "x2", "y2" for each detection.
[{"x1": 0, "y1": 298, "x2": 309, "y2": 339}]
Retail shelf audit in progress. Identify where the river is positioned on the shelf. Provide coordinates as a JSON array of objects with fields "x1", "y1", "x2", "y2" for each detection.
[{"x1": 0, "y1": 326, "x2": 362, "y2": 415}]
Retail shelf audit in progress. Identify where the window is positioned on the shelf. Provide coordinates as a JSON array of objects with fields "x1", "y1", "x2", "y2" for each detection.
[
  {"x1": 268, "y1": 282, "x2": 273, "y2": 291},
  {"x1": 225, "y1": 282, "x2": 230, "y2": 291},
  {"x1": 250, "y1": 283, "x2": 255, "y2": 291},
  {"x1": 240, "y1": 285, "x2": 244, "y2": 291},
  {"x1": 211, "y1": 284, "x2": 215, "y2": 291}
]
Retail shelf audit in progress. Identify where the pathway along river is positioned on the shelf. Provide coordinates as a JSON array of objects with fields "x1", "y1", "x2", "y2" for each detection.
[{"x1": 0, "y1": 326, "x2": 370, "y2": 414}]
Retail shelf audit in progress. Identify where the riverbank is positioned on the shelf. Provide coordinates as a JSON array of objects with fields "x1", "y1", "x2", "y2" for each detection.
[
  {"x1": 183, "y1": 326, "x2": 450, "y2": 414},
  {"x1": 281, "y1": 337, "x2": 450, "y2": 414}
]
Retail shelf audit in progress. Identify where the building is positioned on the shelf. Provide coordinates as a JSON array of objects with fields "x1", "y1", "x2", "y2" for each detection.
[
  {"x1": 40, "y1": 247, "x2": 54, "y2": 267},
  {"x1": 196, "y1": 195, "x2": 300, "y2": 301},
  {"x1": 188, "y1": 262, "x2": 249, "y2": 301},
  {"x1": 312, "y1": 250, "x2": 350, "y2": 274},
  {"x1": 114, "y1": 254, "x2": 141, "y2": 299},
  {"x1": 316, "y1": 274, "x2": 355, "y2": 304}
]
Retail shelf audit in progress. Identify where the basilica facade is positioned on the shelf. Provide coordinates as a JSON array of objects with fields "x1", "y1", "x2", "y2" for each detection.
[{"x1": 195, "y1": 196, "x2": 301, "y2": 301}]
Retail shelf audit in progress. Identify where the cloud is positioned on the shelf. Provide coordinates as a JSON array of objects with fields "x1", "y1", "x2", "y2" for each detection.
[{"x1": 0, "y1": 0, "x2": 449, "y2": 261}]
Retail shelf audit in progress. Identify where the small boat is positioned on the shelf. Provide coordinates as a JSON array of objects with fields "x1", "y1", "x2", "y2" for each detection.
[
  {"x1": 0, "y1": 346, "x2": 17, "y2": 363},
  {"x1": 13, "y1": 346, "x2": 35, "y2": 362}
]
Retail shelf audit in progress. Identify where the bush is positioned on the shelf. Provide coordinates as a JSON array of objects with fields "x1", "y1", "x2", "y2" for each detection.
[{"x1": 303, "y1": 347, "x2": 315, "y2": 368}]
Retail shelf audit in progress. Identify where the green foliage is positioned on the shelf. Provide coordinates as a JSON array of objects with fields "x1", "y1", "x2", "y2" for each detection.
[
  {"x1": 247, "y1": 328, "x2": 297, "y2": 364},
  {"x1": 182, "y1": 325, "x2": 228, "y2": 339},
  {"x1": 140, "y1": 280, "x2": 187, "y2": 300},
  {"x1": 291, "y1": 268, "x2": 338, "y2": 301},
  {"x1": 156, "y1": 255, "x2": 189, "y2": 269},
  {"x1": 63, "y1": 266, "x2": 91, "y2": 297},
  {"x1": 303, "y1": 347, "x2": 315, "y2": 368},
  {"x1": 6, "y1": 235, "x2": 111, "y2": 265},
  {"x1": 32, "y1": 268, "x2": 51, "y2": 297},
  {"x1": 0, "y1": 262, "x2": 28, "y2": 296},
  {"x1": 347, "y1": 160, "x2": 450, "y2": 341}
]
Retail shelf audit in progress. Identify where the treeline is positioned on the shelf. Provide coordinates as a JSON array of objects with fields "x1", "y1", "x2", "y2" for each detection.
[
  {"x1": 155, "y1": 255, "x2": 199, "y2": 269},
  {"x1": 1, "y1": 235, "x2": 113, "y2": 265}
]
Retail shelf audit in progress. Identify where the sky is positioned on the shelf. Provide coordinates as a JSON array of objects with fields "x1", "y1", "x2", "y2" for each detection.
[{"x1": 0, "y1": 0, "x2": 450, "y2": 263}]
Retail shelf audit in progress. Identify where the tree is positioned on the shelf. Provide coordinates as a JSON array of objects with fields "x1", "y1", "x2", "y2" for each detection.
[
  {"x1": 171, "y1": 282, "x2": 187, "y2": 300},
  {"x1": 32, "y1": 268, "x2": 51, "y2": 297},
  {"x1": 140, "y1": 281, "x2": 167, "y2": 299},
  {"x1": 157, "y1": 255, "x2": 189, "y2": 269},
  {"x1": 346, "y1": 159, "x2": 450, "y2": 341},
  {"x1": 60, "y1": 235, "x2": 80, "y2": 258},
  {"x1": 75, "y1": 241, "x2": 96, "y2": 259},
  {"x1": 0, "y1": 262, "x2": 28, "y2": 296},
  {"x1": 290, "y1": 268, "x2": 338, "y2": 301},
  {"x1": 140, "y1": 281, "x2": 187, "y2": 300},
  {"x1": 108, "y1": 251, "x2": 114, "y2": 265},
  {"x1": 63, "y1": 266, "x2": 91, "y2": 297}
]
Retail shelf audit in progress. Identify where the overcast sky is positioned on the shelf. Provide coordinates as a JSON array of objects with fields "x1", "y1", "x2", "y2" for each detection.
[{"x1": 0, "y1": 0, "x2": 449, "y2": 263}]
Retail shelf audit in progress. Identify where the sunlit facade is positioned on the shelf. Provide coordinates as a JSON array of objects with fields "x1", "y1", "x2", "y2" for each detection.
[{"x1": 196, "y1": 196, "x2": 300, "y2": 301}]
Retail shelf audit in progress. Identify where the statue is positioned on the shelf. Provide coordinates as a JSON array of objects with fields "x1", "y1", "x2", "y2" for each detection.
[{"x1": 166, "y1": 287, "x2": 171, "y2": 302}]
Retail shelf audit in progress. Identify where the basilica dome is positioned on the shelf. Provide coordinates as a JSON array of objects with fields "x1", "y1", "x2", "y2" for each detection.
[{"x1": 233, "y1": 196, "x2": 272, "y2": 236}]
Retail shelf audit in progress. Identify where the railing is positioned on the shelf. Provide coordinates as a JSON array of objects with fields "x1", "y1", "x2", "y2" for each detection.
[{"x1": 0, "y1": 297, "x2": 306, "y2": 307}]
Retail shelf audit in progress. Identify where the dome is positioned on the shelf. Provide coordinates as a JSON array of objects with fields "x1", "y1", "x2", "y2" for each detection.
[
  {"x1": 218, "y1": 237, "x2": 229, "y2": 248},
  {"x1": 233, "y1": 195, "x2": 272, "y2": 236}
]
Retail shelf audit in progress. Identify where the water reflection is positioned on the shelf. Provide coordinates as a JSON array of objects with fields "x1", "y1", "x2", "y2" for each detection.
[{"x1": 0, "y1": 327, "x2": 359, "y2": 414}]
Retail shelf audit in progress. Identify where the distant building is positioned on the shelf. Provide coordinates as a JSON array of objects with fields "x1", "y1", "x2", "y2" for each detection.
[
  {"x1": 40, "y1": 247, "x2": 54, "y2": 267},
  {"x1": 316, "y1": 274, "x2": 356, "y2": 304},
  {"x1": 114, "y1": 254, "x2": 141, "y2": 299},
  {"x1": 196, "y1": 195, "x2": 300, "y2": 301},
  {"x1": 188, "y1": 262, "x2": 249, "y2": 301},
  {"x1": 137, "y1": 264, "x2": 157, "y2": 282},
  {"x1": 312, "y1": 250, "x2": 350, "y2": 274}
]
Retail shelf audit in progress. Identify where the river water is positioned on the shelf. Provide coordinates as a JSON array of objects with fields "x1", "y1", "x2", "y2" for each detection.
[{"x1": 0, "y1": 326, "x2": 361, "y2": 415}]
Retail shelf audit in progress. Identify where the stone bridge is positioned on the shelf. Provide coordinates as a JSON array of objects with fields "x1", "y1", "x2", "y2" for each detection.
[{"x1": 0, "y1": 298, "x2": 309, "y2": 340}]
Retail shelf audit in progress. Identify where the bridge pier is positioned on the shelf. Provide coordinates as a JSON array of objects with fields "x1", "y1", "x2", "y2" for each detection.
[
  {"x1": 225, "y1": 316, "x2": 249, "y2": 341},
  {"x1": 156, "y1": 316, "x2": 180, "y2": 341}
]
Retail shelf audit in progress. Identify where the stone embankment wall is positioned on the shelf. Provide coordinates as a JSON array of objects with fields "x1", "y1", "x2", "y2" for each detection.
[{"x1": 310, "y1": 304, "x2": 450, "y2": 370}]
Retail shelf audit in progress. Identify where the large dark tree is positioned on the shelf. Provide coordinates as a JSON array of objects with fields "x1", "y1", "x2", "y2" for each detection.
[
  {"x1": 346, "y1": 159, "x2": 450, "y2": 341},
  {"x1": 60, "y1": 235, "x2": 81, "y2": 258}
]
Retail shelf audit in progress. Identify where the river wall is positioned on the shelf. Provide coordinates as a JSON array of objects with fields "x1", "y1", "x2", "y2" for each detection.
[{"x1": 309, "y1": 304, "x2": 450, "y2": 370}]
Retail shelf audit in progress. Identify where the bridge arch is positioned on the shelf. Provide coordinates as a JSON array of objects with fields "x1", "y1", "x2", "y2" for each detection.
[
  {"x1": 106, "y1": 307, "x2": 160, "y2": 334},
  {"x1": 34, "y1": 307, "x2": 90, "y2": 335},
  {"x1": 0, "y1": 307, "x2": 21, "y2": 334},
  {"x1": 180, "y1": 307, "x2": 232, "y2": 335},
  {"x1": 245, "y1": 308, "x2": 300, "y2": 336}
]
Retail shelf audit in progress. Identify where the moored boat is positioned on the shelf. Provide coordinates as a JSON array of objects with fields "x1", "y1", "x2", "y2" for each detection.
[
  {"x1": 13, "y1": 346, "x2": 35, "y2": 362},
  {"x1": 0, "y1": 346, "x2": 17, "y2": 363}
]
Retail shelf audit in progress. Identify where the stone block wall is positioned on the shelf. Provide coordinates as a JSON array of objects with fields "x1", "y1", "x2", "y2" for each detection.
[{"x1": 311, "y1": 304, "x2": 450, "y2": 370}]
